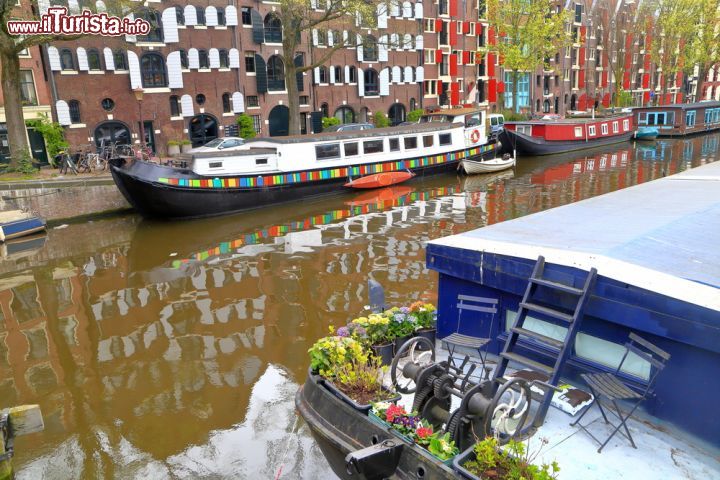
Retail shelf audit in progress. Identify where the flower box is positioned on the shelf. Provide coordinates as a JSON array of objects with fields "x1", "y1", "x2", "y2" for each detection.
[
  {"x1": 453, "y1": 445, "x2": 483, "y2": 480},
  {"x1": 323, "y1": 380, "x2": 401, "y2": 413}
]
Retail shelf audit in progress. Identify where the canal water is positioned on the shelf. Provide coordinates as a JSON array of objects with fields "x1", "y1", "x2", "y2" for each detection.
[{"x1": 4, "y1": 133, "x2": 719, "y2": 479}]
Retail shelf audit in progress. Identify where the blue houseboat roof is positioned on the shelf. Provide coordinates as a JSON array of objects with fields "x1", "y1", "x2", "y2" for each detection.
[
  {"x1": 428, "y1": 161, "x2": 720, "y2": 312},
  {"x1": 633, "y1": 100, "x2": 720, "y2": 111}
]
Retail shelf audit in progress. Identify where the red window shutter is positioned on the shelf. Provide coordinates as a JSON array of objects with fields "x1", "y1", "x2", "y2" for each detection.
[
  {"x1": 580, "y1": 26, "x2": 586, "y2": 43},
  {"x1": 643, "y1": 91, "x2": 650, "y2": 104},
  {"x1": 625, "y1": 35, "x2": 632, "y2": 50},
  {"x1": 642, "y1": 73, "x2": 649, "y2": 88},
  {"x1": 644, "y1": 56, "x2": 650, "y2": 71},
  {"x1": 579, "y1": 70, "x2": 585, "y2": 89},
  {"x1": 497, "y1": 81, "x2": 505, "y2": 93},
  {"x1": 436, "y1": 49, "x2": 443, "y2": 64},
  {"x1": 450, "y1": 54, "x2": 458, "y2": 76},
  {"x1": 488, "y1": 78, "x2": 497, "y2": 103},
  {"x1": 579, "y1": 48, "x2": 585, "y2": 65},
  {"x1": 436, "y1": 19, "x2": 443, "y2": 32},
  {"x1": 463, "y1": 21, "x2": 470, "y2": 34},
  {"x1": 645, "y1": 34, "x2": 652, "y2": 50},
  {"x1": 477, "y1": 22, "x2": 483, "y2": 35},
  {"x1": 488, "y1": 26, "x2": 496, "y2": 46},
  {"x1": 487, "y1": 52, "x2": 496, "y2": 77},
  {"x1": 602, "y1": 71, "x2": 608, "y2": 87},
  {"x1": 463, "y1": 50, "x2": 470, "y2": 64},
  {"x1": 449, "y1": 0, "x2": 458, "y2": 16},
  {"x1": 450, "y1": 23, "x2": 458, "y2": 46},
  {"x1": 451, "y1": 82, "x2": 460, "y2": 105},
  {"x1": 623, "y1": 71, "x2": 630, "y2": 90},
  {"x1": 438, "y1": 81, "x2": 444, "y2": 95}
]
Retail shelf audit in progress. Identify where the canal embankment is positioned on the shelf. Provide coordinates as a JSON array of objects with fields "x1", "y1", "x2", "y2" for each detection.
[{"x1": 0, "y1": 174, "x2": 131, "y2": 224}]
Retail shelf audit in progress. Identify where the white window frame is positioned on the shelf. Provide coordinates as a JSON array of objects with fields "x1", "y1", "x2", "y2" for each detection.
[
  {"x1": 601, "y1": 123, "x2": 609, "y2": 135},
  {"x1": 588, "y1": 125, "x2": 596, "y2": 136},
  {"x1": 623, "y1": 119, "x2": 630, "y2": 130},
  {"x1": 574, "y1": 127, "x2": 583, "y2": 137},
  {"x1": 612, "y1": 121, "x2": 619, "y2": 133}
]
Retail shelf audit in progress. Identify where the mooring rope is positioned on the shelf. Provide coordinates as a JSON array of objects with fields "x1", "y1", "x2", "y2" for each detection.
[{"x1": 274, "y1": 415, "x2": 301, "y2": 480}]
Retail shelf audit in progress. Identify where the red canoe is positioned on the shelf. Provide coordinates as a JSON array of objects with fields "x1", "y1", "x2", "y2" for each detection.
[{"x1": 344, "y1": 171, "x2": 415, "y2": 189}]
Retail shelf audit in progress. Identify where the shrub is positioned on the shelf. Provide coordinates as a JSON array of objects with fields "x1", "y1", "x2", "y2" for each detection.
[
  {"x1": 308, "y1": 335, "x2": 368, "y2": 378},
  {"x1": 180, "y1": 139, "x2": 192, "y2": 145},
  {"x1": 25, "y1": 114, "x2": 68, "y2": 161},
  {"x1": 407, "y1": 109, "x2": 425, "y2": 122},
  {"x1": 322, "y1": 116, "x2": 340, "y2": 130},
  {"x1": 373, "y1": 111, "x2": 390, "y2": 128},
  {"x1": 167, "y1": 140, "x2": 180, "y2": 146},
  {"x1": 236, "y1": 113, "x2": 256, "y2": 139},
  {"x1": 462, "y1": 437, "x2": 560, "y2": 480}
]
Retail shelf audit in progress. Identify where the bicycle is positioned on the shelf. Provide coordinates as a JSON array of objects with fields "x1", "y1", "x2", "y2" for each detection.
[{"x1": 56, "y1": 150, "x2": 78, "y2": 175}]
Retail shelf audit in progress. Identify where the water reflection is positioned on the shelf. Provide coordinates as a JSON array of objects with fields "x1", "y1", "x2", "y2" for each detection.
[{"x1": 1, "y1": 133, "x2": 717, "y2": 479}]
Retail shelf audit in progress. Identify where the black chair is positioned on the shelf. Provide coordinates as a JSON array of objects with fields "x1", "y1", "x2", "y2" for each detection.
[
  {"x1": 441, "y1": 294, "x2": 499, "y2": 381},
  {"x1": 571, "y1": 332, "x2": 671, "y2": 453}
]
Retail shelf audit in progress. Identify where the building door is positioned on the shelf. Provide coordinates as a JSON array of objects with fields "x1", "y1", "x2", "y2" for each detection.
[
  {"x1": 268, "y1": 105, "x2": 289, "y2": 136},
  {"x1": 189, "y1": 114, "x2": 219, "y2": 147},
  {"x1": 140, "y1": 120, "x2": 156, "y2": 153},
  {"x1": 27, "y1": 128, "x2": 48, "y2": 164},
  {"x1": 388, "y1": 103, "x2": 406, "y2": 125}
]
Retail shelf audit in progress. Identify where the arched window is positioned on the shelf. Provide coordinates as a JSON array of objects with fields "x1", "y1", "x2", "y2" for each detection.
[
  {"x1": 264, "y1": 13, "x2": 282, "y2": 43},
  {"x1": 196, "y1": 7, "x2": 206, "y2": 25},
  {"x1": 113, "y1": 49, "x2": 127, "y2": 70},
  {"x1": 179, "y1": 49, "x2": 188, "y2": 69},
  {"x1": 140, "y1": 53, "x2": 167, "y2": 87},
  {"x1": 217, "y1": 8, "x2": 225, "y2": 25},
  {"x1": 543, "y1": 99, "x2": 550, "y2": 113},
  {"x1": 222, "y1": 92, "x2": 231, "y2": 113},
  {"x1": 334, "y1": 106, "x2": 355, "y2": 124},
  {"x1": 333, "y1": 66, "x2": 342, "y2": 83},
  {"x1": 348, "y1": 66, "x2": 357, "y2": 83},
  {"x1": 175, "y1": 5, "x2": 184, "y2": 25},
  {"x1": 198, "y1": 49, "x2": 209, "y2": 69},
  {"x1": 317, "y1": 66, "x2": 328, "y2": 84},
  {"x1": 320, "y1": 103, "x2": 329, "y2": 118},
  {"x1": 219, "y1": 49, "x2": 229, "y2": 68},
  {"x1": 68, "y1": 100, "x2": 81, "y2": 123},
  {"x1": 267, "y1": 55, "x2": 285, "y2": 91},
  {"x1": 87, "y1": 48, "x2": 101, "y2": 70},
  {"x1": 138, "y1": 9, "x2": 163, "y2": 42},
  {"x1": 364, "y1": 68, "x2": 379, "y2": 95},
  {"x1": 169, "y1": 95, "x2": 180, "y2": 116},
  {"x1": 363, "y1": 35, "x2": 378, "y2": 62},
  {"x1": 60, "y1": 49, "x2": 75, "y2": 70}
]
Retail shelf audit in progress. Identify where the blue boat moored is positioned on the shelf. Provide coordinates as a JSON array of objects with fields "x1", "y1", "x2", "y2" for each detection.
[
  {"x1": 426, "y1": 161, "x2": 720, "y2": 446},
  {"x1": 0, "y1": 210, "x2": 47, "y2": 243},
  {"x1": 634, "y1": 126, "x2": 660, "y2": 141}
]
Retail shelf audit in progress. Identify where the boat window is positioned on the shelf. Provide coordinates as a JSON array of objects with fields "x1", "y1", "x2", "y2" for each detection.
[
  {"x1": 344, "y1": 142, "x2": 359, "y2": 156},
  {"x1": 389, "y1": 138, "x2": 400, "y2": 152},
  {"x1": 638, "y1": 112, "x2": 647, "y2": 124},
  {"x1": 423, "y1": 135, "x2": 434, "y2": 147},
  {"x1": 439, "y1": 133, "x2": 451, "y2": 145},
  {"x1": 574, "y1": 127, "x2": 583, "y2": 138},
  {"x1": 404, "y1": 136, "x2": 417, "y2": 149},
  {"x1": 601, "y1": 123, "x2": 608, "y2": 135},
  {"x1": 613, "y1": 121, "x2": 619, "y2": 133},
  {"x1": 315, "y1": 143, "x2": 341, "y2": 160},
  {"x1": 505, "y1": 310, "x2": 650, "y2": 381},
  {"x1": 363, "y1": 139, "x2": 384, "y2": 154},
  {"x1": 465, "y1": 113, "x2": 481, "y2": 127},
  {"x1": 588, "y1": 125, "x2": 596, "y2": 136},
  {"x1": 209, "y1": 161, "x2": 223, "y2": 168},
  {"x1": 256, "y1": 158, "x2": 268, "y2": 165}
]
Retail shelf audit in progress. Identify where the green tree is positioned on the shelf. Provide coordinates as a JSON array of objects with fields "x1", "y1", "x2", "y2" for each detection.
[
  {"x1": 486, "y1": 0, "x2": 570, "y2": 113},
  {"x1": 373, "y1": 111, "x2": 389, "y2": 128},
  {"x1": 648, "y1": 0, "x2": 699, "y2": 104},
  {"x1": 236, "y1": 114, "x2": 257, "y2": 139},
  {"x1": 684, "y1": 0, "x2": 720, "y2": 101},
  {"x1": 0, "y1": 1, "x2": 136, "y2": 168},
  {"x1": 25, "y1": 113, "x2": 68, "y2": 162},
  {"x1": 321, "y1": 116, "x2": 340, "y2": 130},
  {"x1": 271, "y1": 0, "x2": 379, "y2": 136}
]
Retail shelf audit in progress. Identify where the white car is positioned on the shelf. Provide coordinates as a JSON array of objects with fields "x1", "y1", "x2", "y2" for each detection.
[{"x1": 190, "y1": 137, "x2": 245, "y2": 153}]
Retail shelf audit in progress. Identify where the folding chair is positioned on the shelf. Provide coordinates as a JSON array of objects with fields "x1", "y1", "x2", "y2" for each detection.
[
  {"x1": 440, "y1": 294, "x2": 499, "y2": 382},
  {"x1": 570, "y1": 332, "x2": 671, "y2": 453}
]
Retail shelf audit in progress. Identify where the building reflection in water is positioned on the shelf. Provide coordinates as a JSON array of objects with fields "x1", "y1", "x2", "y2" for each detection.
[{"x1": 0, "y1": 133, "x2": 716, "y2": 478}]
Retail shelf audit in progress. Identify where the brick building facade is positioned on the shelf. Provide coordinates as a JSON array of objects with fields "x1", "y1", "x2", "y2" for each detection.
[{"x1": 28, "y1": 0, "x2": 699, "y2": 158}]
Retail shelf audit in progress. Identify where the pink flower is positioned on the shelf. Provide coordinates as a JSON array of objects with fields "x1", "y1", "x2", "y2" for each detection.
[
  {"x1": 385, "y1": 404, "x2": 406, "y2": 422},
  {"x1": 416, "y1": 426, "x2": 433, "y2": 439}
]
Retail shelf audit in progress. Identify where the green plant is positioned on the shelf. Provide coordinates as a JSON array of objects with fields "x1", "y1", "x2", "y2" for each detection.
[
  {"x1": 25, "y1": 114, "x2": 68, "y2": 161},
  {"x1": 385, "y1": 307, "x2": 417, "y2": 338},
  {"x1": 428, "y1": 432, "x2": 460, "y2": 461},
  {"x1": 180, "y1": 139, "x2": 192, "y2": 146},
  {"x1": 616, "y1": 89, "x2": 634, "y2": 108},
  {"x1": 236, "y1": 113, "x2": 257, "y2": 139},
  {"x1": 407, "y1": 109, "x2": 425, "y2": 122},
  {"x1": 308, "y1": 335, "x2": 368, "y2": 378},
  {"x1": 463, "y1": 437, "x2": 560, "y2": 480},
  {"x1": 167, "y1": 140, "x2": 180, "y2": 146},
  {"x1": 5, "y1": 149, "x2": 38, "y2": 175},
  {"x1": 351, "y1": 313, "x2": 391, "y2": 345},
  {"x1": 322, "y1": 116, "x2": 340, "y2": 130},
  {"x1": 409, "y1": 302, "x2": 437, "y2": 330},
  {"x1": 333, "y1": 355, "x2": 395, "y2": 404},
  {"x1": 373, "y1": 111, "x2": 390, "y2": 128},
  {"x1": 499, "y1": 109, "x2": 530, "y2": 122}
]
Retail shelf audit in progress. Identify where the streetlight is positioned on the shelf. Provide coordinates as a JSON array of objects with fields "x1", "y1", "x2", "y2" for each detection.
[{"x1": 133, "y1": 87, "x2": 145, "y2": 148}]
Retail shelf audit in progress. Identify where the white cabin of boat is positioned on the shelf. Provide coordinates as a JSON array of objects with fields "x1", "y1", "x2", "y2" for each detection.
[{"x1": 184, "y1": 109, "x2": 490, "y2": 177}]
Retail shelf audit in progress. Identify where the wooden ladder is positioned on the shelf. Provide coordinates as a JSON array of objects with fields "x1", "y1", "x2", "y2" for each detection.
[{"x1": 491, "y1": 256, "x2": 597, "y2": 427}]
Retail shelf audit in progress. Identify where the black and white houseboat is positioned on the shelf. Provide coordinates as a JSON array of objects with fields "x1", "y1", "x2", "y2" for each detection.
[{"x1": 110, "y1": 109, "x2": 499, "y2": 219}]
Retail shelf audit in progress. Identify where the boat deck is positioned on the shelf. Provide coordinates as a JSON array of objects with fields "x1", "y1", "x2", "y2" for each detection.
[
  {"x1": 428, "y1": 161, "x2": 720, "y2": 310},
  {"x1": 387, "y1": 346, "x2": 720, "y2": 480}
]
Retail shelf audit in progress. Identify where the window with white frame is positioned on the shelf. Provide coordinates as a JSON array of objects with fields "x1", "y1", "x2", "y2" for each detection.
[
  {"x1": 588, "y1": 125, "x2": 596, "y2": 136},
  {"x1": 623, "y1": 119, "x2": 629, "y2": 130},
  {"x1": 613, "y1": 121, "x2": 619, "y2": 133},
  {"x1": 424, "y1": 19, "x2": 435, "y2": 33},
  {"x1": 469, "y1": 23, "x2": 475, "y2": 36},
  {"x1": 574, "y1": 127, "x2": 583, "y2": 137},
  {"x1": 601, "y1": 123, "x2": 608, "y2": 135},
  {"x1": 424, "y1": 49, "x2": 435, "y2": 64}
]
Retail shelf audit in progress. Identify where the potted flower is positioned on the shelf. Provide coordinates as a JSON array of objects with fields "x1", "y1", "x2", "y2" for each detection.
[
  {"x1": 308, "y1": 334, "x2": 400, "y2": 411},
  {"x1": 454, "y1": 437, "x2": 560, "y2": 480},
  {"x1": 350, "y1": 313, "x2": 394, "y2": 365},
  {"x1": 180, "y1": 139, "x2": 193, "y2": 153},
  {"x1": 167, "y1": 140, "x2": 180, "y2": 156},
  {"x1": 411, "y1": 302, "x2": 437, "y2": 350},
  {"x1": 370, "y1": 403, "x2": 460, "y2": 465},
  {"x1": 387, "y1": 307, "x2": 418, "y2": 355}
]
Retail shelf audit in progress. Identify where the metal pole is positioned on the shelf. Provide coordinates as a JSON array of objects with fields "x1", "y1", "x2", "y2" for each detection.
[{"x1": 138, "y1": 99, "x2": 145, "y2": 148}]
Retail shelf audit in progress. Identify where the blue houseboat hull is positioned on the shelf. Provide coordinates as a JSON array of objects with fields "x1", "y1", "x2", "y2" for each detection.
[{"x1": 426, "y1": 162, "x2": 720, "y2": 445}]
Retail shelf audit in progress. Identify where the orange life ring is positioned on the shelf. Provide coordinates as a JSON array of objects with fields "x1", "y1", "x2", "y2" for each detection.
[{"x1": 470, "y1": 129, "x2": 480, "y2": 143}]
